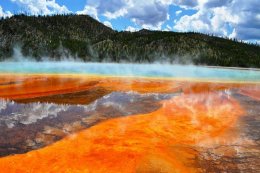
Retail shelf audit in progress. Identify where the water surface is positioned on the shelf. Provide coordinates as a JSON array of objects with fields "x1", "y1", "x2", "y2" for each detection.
[
  {"x1": 1, "y1": 62, "x2": 260, "y2": 81},
  {"x1": 0, "y1": 62, "x2": 259, "y2": 172}
]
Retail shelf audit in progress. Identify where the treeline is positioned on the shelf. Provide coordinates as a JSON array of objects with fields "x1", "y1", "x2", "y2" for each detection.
[{"x1": 0, "y1": 14, "x2": 259, "y2": 67}]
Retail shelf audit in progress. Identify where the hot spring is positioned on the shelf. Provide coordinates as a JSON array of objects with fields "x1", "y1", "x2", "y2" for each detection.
[
  {"x1": 1, "y1": 62, "x2": 260, "y2": 81},
  {"x1": 0, "y1": 62, "x2": 259, "y2": 173}
]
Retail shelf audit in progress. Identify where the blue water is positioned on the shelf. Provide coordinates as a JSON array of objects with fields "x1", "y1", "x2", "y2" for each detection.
[{"x1": 0, "y1": 62, "x2": 260, "y2": 81}]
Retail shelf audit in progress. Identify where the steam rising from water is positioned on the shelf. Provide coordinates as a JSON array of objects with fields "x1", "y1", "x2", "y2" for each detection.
[{"x1": 0, "y1": 61, "x2": 260, "y2": 81}]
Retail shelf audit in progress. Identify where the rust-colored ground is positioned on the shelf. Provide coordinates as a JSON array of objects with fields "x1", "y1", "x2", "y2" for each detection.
[
  {"x1": 0, "y1": 74, "x2": 259, "y2": 173},
  {"x1": 0, "y1": 73, "x2": 258, "y2": 99}
]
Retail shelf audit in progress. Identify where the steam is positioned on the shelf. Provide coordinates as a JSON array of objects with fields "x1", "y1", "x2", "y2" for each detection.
[
  {"x1": 0, "y1": 46, "x2": 259, "y2": 82},
  {"x1": 0, "y1": 61, "x2": 260, "y2": 82},
  {"x1": 3, "y1": 44, "x2": 200, "y2": 65},
  {"x1": 6, "y1": 46, "x2": 86, "y2": 62}
]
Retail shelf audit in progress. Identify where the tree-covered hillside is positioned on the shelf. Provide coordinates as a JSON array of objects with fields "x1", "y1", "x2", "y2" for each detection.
[{"x1": 0, "y1": 14, "x2": 259, "y2": 67}]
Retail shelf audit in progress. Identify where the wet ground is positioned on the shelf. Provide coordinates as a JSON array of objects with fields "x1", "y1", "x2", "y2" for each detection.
[{"x1": 0, "y1": 74, "x2": 259, "y2": 173}]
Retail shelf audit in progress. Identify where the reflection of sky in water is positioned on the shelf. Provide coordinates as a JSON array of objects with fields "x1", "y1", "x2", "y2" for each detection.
[
  {"x1": 0, "y1": 62, "x2": 260, "y2": 81},
  {"x1": 0, "y1": 99, "x2": 87, "y2": 128},
  {"x1": 0, "y1": 92, "x2": 175, "y2": 128}
]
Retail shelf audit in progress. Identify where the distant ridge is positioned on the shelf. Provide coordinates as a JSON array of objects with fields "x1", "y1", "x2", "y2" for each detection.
[{"x1": 0, "y1": 14, "x2": 259, "y2": 68}]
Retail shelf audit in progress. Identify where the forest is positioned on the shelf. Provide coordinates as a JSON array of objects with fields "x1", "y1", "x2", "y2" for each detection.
[{"x1": 0, "y1": 14, "x2": 259, "y2": 67}]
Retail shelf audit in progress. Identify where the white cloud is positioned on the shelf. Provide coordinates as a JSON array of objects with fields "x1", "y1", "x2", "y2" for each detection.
[
  {"x1": 174, "y1": 0, "x2": 260, "y2": 40},
  {"x1": 166, "y1": 24, "x2": 172, "y2": 30},
  {"x1": 11, "y1": 0, "x2": 70, "y2": 15},
  {"x1": 174, "y1": 10, "x2": 209, "y2": 32},
  {"x1": 174, "y1": 6, "x2": 239, "y2": 37},
  {"x1": 81, "y1": 0, "x2": 200, "y2": 30},
  {"x1": 5, "y1": 0, "x2": 259, "y2": 41},
  {"x1": 78, "y1": 0, "x2": 204, "y2": 31},
  {"x1": 158, "y1": 0, "x2": 199, "y2": 8},
  {"x1": 141, "y1": 23, "x2": 164, "y2": 30},
  {"x1": 229, "y1": 28, "x2": 236, "y2": 39},
  {"x1": 231, "y1": 0, "x2": 260, "y2": 40},
  {"x1": 78, "y1": 0, "x2": 218, "y2": 31},
  {"x1": 103, "y1": 8, "x2": 127, "y2": 19},
  {"x1": 175, "y1": 10, "x2": 182, "y2": 16},
  {"x1": 103, "y1": 21, "x2": 113, "y2": 28},
  {"x1": 163, "y1": 24, "x2": 172, "y2": 31},
  {"x1": 125, "y1": 26, "x2": 137, "y2": 32},
  {"x1": 0, "y1": 6, "x2": 12, "y2": 18},
  {"x1": 247, "y1": 40, "x2": 260, "y2": 45},
  {"x1": 126, "y1": 1, "x2": 169, "y2": 30},
  {"x1": 76, "y1": 5, "x2": 99, "y2": 20}
]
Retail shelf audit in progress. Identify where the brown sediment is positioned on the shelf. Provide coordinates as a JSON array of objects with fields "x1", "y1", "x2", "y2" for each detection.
[
  {"x1": 0, "y1": 75, "x2": 102, "y2": 100},
  {"x1": 239, "y1": 87, "x2": 260, "y2": 101},
  {"x1": 0, "y1": 92, "x2": 245, "y2": 172},
  {"x1": 15, "y1": 87, "x2": 112, "y2": 105},
  {"x1": 0, "y1": 73, "x2": 259, "y2": 101},
  {"x1": 0, "y1": 74, "x2": 183, "y2": 100}
]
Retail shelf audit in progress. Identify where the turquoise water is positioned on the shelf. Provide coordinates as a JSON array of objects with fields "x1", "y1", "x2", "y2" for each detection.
[{"x1": 0, "y1": 62, "x2": 260, "y2": 81}]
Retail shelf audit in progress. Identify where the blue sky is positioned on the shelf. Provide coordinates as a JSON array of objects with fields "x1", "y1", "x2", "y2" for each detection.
[{"x1": 0, "y1": 0, "x2": 259, "y2": 43}]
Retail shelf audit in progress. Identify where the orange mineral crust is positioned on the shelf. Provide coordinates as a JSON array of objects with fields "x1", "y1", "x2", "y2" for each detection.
[
  {"x1": 0, "y1": 92, "x2": 244, "y2": 173},
  {"x1": 0, "y1": 73, "x2": 258, "y2": 100},
  {"x1": 0, "y1": 74, "x2": 183, "y2": 100}
]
